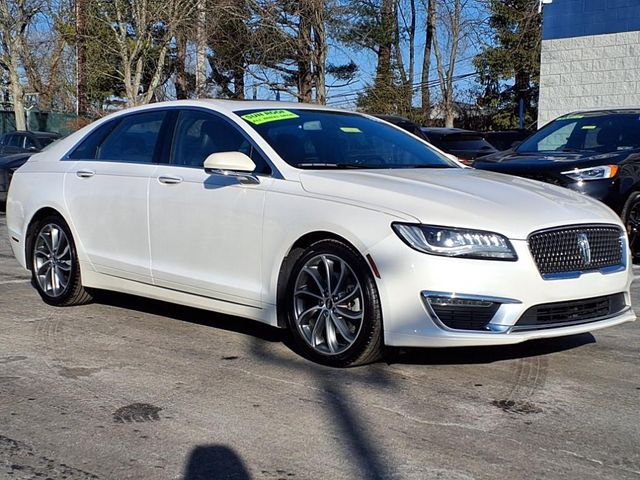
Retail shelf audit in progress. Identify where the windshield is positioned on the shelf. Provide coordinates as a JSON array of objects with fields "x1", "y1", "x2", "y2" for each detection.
[
  {"x1": 518, "y1": 112, "x2": 640, "y2": 153},
  {"x1": 238, "y1": 109, "x2": 457, "y2": 169}
]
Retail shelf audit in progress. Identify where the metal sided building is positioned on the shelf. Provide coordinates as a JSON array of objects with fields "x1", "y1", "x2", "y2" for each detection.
[{"x1": 538, "y1": 0, "x2": 640, "y2": 126}]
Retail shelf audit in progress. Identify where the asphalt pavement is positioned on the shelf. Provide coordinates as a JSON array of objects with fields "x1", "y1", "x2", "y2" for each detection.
[{"x1": 1, "y1": 211, "x2": 639, "y2": 480}]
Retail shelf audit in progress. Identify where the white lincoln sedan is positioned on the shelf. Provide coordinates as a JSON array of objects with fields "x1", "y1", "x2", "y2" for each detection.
[{"x1": 5, "y1": 100, "x2": 636, "y2": 366}]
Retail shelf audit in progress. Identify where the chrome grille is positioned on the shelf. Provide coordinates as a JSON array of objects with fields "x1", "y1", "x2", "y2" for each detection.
[{"x1": 528, "y1": 225, "x2": 623, "y2": 276}]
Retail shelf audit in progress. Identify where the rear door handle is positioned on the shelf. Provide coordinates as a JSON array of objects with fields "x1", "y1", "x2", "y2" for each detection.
[
  {"x1": 76, "y1": 169, "x2": 95, "y2": 178},
  {"x1": 158, "y1": 175, "x2": 183, "y2": 185}
]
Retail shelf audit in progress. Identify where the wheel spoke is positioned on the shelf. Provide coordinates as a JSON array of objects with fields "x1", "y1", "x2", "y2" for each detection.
[
  {"x1": 55, "y1": 235, "x2": 69, "y2": 257},
  {"x1": 302, "y1": 266, "x2": 327, "y2": 296},
  {"x1": 331, "y1": 261, "x2": 346, "y2": 296},
  {"x1": 330, "y1": 312, "x2": 355, "y2": 343},
  {"x1": 321, "y1": 255, "x2": 333, "y2": 296},
  {"x1": 297, "y1": 305, "x2": 322, "y2": 326},
  {"x1": 40, "y1": 231, "x2": 54, "y2": 255},
  {"x1": 57, "y1": 260, "x2": 72, "y2": 272},
  {"x1": 50, "y1": 227, "x2": 61, "y2": 254},
  {"x1": 311, "y1": 311, "x2": 327, "y2": 347},
  {"x1": 49, "y1": 265, "x2": 57, "y2": 295},
  {"x1": 294, "y1": 289, "x2": 324, "y2": 301},
  {"x1": 37, "y1": 260, "x2": 52, "y2": 276},
  {"x1": 325, "y1": 315, "x2": 339, "y2": 353},
  {"x1": 336, "y1": 285, "x2": 361, "y2": 306},
  {"x1": 335, "y1": 306, "x2": 363, "y2": 321}
]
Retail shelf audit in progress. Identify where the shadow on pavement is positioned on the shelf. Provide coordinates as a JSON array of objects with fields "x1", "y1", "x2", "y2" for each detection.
[
  {"x1": 183, "y1": 445, "x2": 251, "y2": 480},
  {"x1": 387, "y1": 332, "x2": 596, "y2": 365},
  {"x1": 94, "y1": 290, "x2": 284, "y2": 343}
]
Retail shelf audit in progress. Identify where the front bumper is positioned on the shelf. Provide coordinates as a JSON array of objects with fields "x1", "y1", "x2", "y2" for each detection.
[{"x1": 369, "y1": 234, "x2": 635, "y2": 348}]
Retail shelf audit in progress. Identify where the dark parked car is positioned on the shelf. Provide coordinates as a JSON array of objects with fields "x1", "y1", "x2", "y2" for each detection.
[
  {"x1": 474, "y1": 109, "x2": 640, "y2": 257},
  {"x1": 374, "y1": 114, "x2": 430, "y2": 141},
  {"x1": 0, "y1": 130, "x2": 60, "y2": 156},
  {"x1": 0, "y1": 152, "x2": 32, "y2": 205},
  {"x1": 421, "y1": 128, "x2": 498, "y2": 165},
  {"x1": 483, "y1": 129, "x2": 532, "y2": 151}
]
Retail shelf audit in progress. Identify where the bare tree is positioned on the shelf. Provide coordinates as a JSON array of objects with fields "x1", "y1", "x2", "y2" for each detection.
[
  {"x1": 0, "y1": 0, "x2": 42, "y2": 130},
  {"x1": 96, "y1": 0, "x2": 196, "y2": 106},
  {"x1": 421, "y1": 0, "x2": 435, "y2": 121},
  {"x1": 432, "y1": 0, "x2": 477, "y2": 127}
]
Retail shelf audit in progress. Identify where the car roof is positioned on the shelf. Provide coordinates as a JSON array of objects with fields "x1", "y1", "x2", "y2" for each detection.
[
  {"x1": 373, "y1": 114, "x2": 412, "y2": 123},
  {"x1": 421, "y1": 127, "x2": 480, "y2": 135},
  {"x1": 561, "y1": 108, "x2": 640, "y2": 116},
  {"x1": 3, "y1": 130, "x2": 59, "y2": 137}
]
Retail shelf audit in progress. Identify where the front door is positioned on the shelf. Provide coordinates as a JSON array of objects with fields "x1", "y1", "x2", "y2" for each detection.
[{"x1": 148, "y1": 109, "x2": 271, "y2": 306}]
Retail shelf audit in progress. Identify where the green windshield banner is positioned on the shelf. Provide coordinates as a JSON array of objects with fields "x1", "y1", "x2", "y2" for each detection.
[{"x1": 241, "y1": 110, "x2": 299, "y2": 125}]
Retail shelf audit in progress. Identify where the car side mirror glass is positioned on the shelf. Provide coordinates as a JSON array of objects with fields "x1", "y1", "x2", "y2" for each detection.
[{"x1": 203, "y1": 151, "x2": 259, "y2": 184}]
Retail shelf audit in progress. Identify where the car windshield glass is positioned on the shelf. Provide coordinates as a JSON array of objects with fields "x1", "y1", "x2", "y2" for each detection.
[
  {"x1": 238, "y1": 109, "x2": 457, "y2": 169},
  {"x1": 517, "y1": 112, "x2": 640, "y2": 153}
]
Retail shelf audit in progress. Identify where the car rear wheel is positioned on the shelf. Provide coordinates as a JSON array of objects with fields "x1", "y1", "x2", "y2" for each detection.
[
  {"x1": 30, "y1": 215, "x2": 93, "y2": 306},
  {"x1": 622, "y1": 192, "x2": 640, "y2": 261},
  {"x1": 285, "y1": 239, "x2": 383, "y2": 367}
]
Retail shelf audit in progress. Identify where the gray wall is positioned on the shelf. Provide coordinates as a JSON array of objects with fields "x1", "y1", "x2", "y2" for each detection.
[{"x1": 538, "y1": 31, "x2": 640, "y2": 126}]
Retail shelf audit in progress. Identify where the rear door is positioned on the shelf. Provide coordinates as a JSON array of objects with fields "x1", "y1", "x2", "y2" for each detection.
[{"x1": 64, "y1": 110, "x2": 171, "y2": 283}]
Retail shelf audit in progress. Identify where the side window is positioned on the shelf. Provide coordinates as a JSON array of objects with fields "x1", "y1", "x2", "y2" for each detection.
[
  {"x1": 8, "y1": 134, "x2": 23, "y2": 147},
  {"x1": 171, "y1": 110, "x2": 270, "y2": 173},
  {"x1": 96, "y1": 111, "x2": 167, "y2": 163},
  {"x1": 24, "y1": 136, "x2": 36, "y2": 149},
  {"x1": 68, "y1": 120, "x2": 119, "y2": 160}
]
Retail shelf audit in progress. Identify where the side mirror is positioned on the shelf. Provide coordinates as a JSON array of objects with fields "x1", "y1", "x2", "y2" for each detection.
[{"x1": 203, "y1": 151, "x2": 259, "y2": 184}]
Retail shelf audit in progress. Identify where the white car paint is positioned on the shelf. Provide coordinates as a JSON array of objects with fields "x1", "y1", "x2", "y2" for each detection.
[{"x1": 5, "y1": 99, "x2": 635, "y2": 349}]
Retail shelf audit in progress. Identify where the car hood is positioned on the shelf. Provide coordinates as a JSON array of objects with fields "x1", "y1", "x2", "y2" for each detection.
[
  {"x1": 0, "y1": 153, "x2": 31, "y2": 170},
  {"x1": 299, "y1": 168, "x2": 620, "y2": 239},
  {"x1": 475, "y1": 148, "x2": 637, "y2": 169}
]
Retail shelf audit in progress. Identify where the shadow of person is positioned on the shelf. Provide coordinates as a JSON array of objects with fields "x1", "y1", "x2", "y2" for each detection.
[{"x1": 183, "y1": 445, "x2": 251, "y2": 480}]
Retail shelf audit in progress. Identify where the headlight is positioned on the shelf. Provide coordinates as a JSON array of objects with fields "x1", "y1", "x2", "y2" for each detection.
[
  {"x1": 392, "y1": 223, "x2": 517, "y2": 260},
  {"x1": 561, "y1": 165, "x2": 618, "y2": 181}
]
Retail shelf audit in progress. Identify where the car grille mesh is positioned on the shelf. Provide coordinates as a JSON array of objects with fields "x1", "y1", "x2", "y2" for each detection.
[
  {"x1": 528, "y1": 225, "x2": 623, "y2": 276},
  {"x1": 513, "y1": 293, "x2": 626, "y2": 331}
]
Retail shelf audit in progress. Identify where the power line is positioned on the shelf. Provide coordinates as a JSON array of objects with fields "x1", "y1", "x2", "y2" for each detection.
[{"x1": 326, "y1": 71, "x2": 479, "y2": 106}]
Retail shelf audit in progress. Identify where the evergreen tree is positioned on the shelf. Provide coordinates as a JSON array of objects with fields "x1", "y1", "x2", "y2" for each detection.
[{"x1": 473, "y1": 0, "x2": 540, "y2": 129}]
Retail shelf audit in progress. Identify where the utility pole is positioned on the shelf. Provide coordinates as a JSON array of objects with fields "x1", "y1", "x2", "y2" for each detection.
[
  {"x1": 195, "y1": 0, "x2": 207, "y2": 97},
  {"x1": 76, "y1": 0, "x2": 88, "y2": 116}
]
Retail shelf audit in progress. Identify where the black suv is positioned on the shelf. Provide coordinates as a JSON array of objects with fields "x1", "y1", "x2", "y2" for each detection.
[
  {"x1": 474, "y1": 109, "x2": 640, "y2": 256},
  {"x1": 421, "y1": 128, "x2": 497, "y2": 165}
]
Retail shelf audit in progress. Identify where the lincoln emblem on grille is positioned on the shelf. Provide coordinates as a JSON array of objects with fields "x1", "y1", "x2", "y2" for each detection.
[{"x1": 577, "y1": 233, "x2": 591, "y2": 265}]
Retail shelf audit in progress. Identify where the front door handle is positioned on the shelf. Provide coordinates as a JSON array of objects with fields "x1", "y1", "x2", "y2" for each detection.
[
  {"x1": 76, "y1": 169, "x2": 95, "y2": 178},
  {"x1": 158, "y1": 175, "x2": 183, "y2": 185}
]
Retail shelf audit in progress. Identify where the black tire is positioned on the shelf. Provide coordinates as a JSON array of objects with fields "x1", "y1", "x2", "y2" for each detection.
[
  {"x1": 29, "y1": 214, "x2": 93, "y2": 306},
  {"x1": 284, "y1": 239, "x2": 383, "y2": 367},
  {"x1": 621, "y1": 192, "x2": 640, "y2": 262}
]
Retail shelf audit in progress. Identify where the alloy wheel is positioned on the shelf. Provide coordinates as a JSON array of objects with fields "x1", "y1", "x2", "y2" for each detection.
[
  {"x1": 33, "y1": 223, "x2": 72, "y2": 298},
  {"x1": 626, "y1": 200, "x2": 640, "y2": 257},
  {"x1": 292, "y1": 254, "x2": 364, "y2": 355}
]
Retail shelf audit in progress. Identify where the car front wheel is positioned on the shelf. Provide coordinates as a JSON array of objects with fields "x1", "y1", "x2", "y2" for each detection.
[
  {"x1": 622, "y1": 192, "x2": 640, "y2": 261},
  {"x1": 285, "y1": 239, "x2": 383, "y2": 367},
  {"x1": 30, "y1": 215, "x2": 93, "y2": 306}
]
